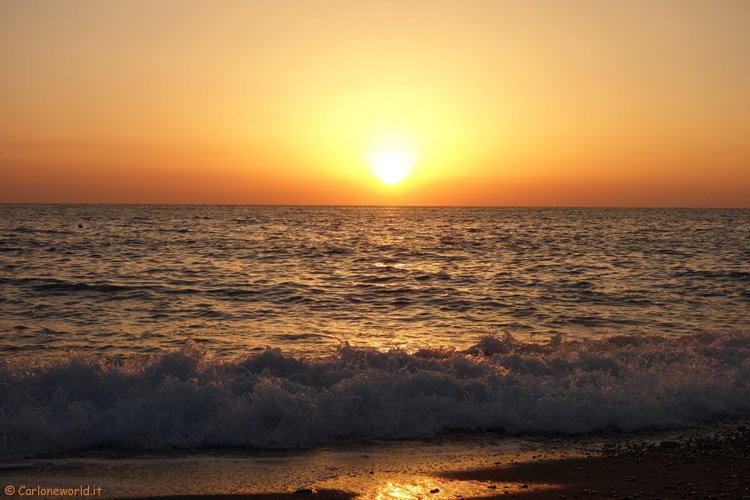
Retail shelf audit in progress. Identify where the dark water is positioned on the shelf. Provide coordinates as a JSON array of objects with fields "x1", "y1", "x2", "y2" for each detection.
[{"x1": 1, "y1": 205, "x2": 749, "y2": 357}]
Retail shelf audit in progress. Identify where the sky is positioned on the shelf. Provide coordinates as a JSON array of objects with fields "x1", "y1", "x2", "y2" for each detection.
[{"x1": 1, "y1": 0, "x2": 749, "y2": 207}]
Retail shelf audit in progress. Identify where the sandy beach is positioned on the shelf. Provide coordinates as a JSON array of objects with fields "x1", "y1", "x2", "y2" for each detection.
[
  {"x1": 441, "y1": 429, "x2": 750, "y2": 499},
  {"x1": 3, "y1": 419, "x2": 749, "y2": 500}
]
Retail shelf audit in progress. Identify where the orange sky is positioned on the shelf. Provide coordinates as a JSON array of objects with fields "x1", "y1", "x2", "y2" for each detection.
[{"x1": 1, "y1": 0, "x2": 749, "y2": 207}]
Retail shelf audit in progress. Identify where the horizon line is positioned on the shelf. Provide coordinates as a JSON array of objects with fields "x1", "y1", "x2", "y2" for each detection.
[{"x1": 1, "y1": 202, "x2": 748, "y2": 210}]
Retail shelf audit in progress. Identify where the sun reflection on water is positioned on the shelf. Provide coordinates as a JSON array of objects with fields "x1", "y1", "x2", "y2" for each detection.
[
  {"x1": 365, "y1": 476, "x2": 557, "y2": 500},
  {"x1": 366, "y1": 477, "x2": 536, "y2": 500},
  {"x1": 374, "y1": 262, "x2": 406, "y2": 269},
  {"x1": 374, "y1": 480, "x2": 450, "y2": 500}
]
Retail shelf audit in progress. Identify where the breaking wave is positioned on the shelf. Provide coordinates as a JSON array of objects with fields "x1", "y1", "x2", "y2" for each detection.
[{"x1": 2, "y1": 331, "x2": 750, "y2": 460}]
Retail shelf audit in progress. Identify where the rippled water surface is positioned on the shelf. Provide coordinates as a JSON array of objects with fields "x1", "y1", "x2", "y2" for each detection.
[{"x1": 1, "y1": 205, "x2": 749, "y2": 357}]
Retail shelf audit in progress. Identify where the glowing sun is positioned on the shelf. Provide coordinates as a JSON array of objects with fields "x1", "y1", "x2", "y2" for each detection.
[{"x1": 368, "y1": 148, "x2": 416, "y2": 185}]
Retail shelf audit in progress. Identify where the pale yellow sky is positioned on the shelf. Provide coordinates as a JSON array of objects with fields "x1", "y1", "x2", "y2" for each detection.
[{"x1": 1, "y1": 0, "x2": 749, "y2": 206}]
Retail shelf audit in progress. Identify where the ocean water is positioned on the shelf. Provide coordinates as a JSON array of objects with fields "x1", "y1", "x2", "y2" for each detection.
[
  {"x1": 1, "y1": 204, "x2": 749, "y2": 459},
  {"x1": 2, "y1": 204, "x2": 749, "y2": 356}
]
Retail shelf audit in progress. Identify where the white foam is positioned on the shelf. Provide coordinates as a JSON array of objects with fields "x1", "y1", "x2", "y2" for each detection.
[{"x1": 2, "y1": 331, "x2": 749, "y2": 460}]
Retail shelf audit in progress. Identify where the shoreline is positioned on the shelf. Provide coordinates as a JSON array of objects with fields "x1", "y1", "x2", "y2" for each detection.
[
  {"x1": 440, "y1": 423, "x2": 750, "y2": 499},
  {"x1": 3, "y1": 418, "x2": 749, "y2": 499}
]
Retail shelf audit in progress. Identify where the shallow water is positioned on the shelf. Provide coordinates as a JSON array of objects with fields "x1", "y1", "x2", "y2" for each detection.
[
  {"x1": 2, "y1": 418, "x2": 748, "y2": 497},
  {"x1": 0, "y1": 435, "x2": 578, "y2": 498},
  {"x1": 1, "y1": 205, "x2": 749, "y2": 357}
]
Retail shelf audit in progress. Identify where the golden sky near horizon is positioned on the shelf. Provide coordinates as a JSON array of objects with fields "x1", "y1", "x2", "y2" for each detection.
[{"x1": 1, "y1": 0, "x2": 749, "y2": 207}]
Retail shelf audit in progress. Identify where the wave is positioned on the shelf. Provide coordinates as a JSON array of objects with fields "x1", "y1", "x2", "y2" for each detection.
[{"x1": 1, "y1": 331, "x2": 749, "y2": 460}]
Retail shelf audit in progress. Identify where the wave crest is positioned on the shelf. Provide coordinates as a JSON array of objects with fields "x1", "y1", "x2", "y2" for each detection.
[{"x1": 2, "y1": 331, "x2": 750, "y2": 460}]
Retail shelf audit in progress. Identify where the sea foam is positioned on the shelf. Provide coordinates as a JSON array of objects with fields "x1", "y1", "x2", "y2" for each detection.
[{"x1": 1, "y1": 331, "x2": 749, "y2": 460}]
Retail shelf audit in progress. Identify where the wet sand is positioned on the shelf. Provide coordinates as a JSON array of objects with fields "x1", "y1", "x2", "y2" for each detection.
[
  {"x1": 447, "y1": 423, "x2": 750, "y2": 498},
  {"x1": 3, "y1": 421, "x2": 749, "y2": 499},
  {"x1": 442, "y1": 444, "x2": 750, "y2": 499},
  {"x1": 115, "y1": 494, "x2": 356, "y2": 500}
]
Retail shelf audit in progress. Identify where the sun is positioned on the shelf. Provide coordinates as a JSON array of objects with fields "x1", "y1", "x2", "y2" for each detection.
[{"x1": 368, "y1": 148, "x2": 416, "y2": 185}]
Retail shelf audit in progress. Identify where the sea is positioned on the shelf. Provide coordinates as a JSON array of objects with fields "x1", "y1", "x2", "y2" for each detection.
[{"x1": 1, "y1": 204, "x2": 749, "y2": 461}]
